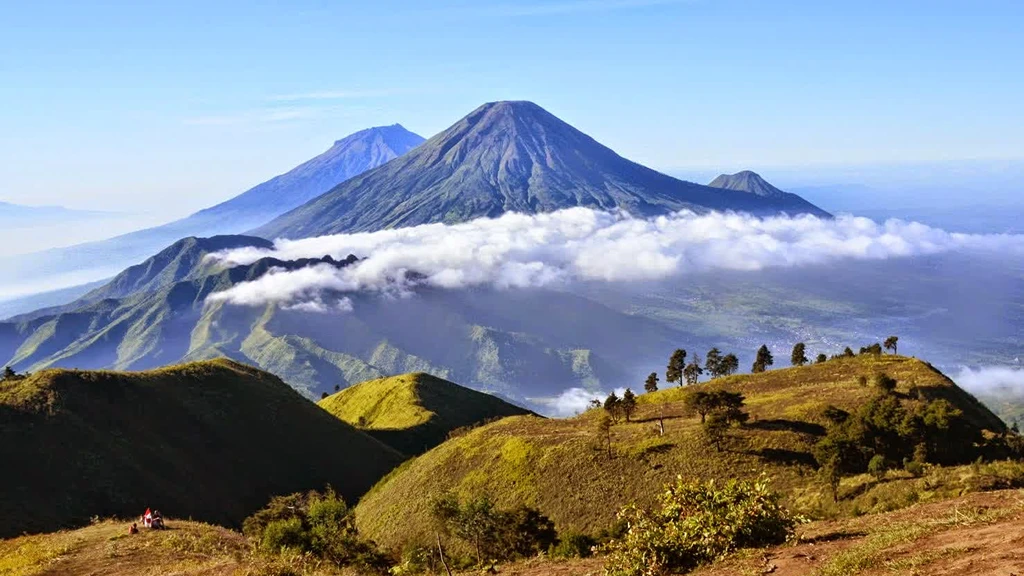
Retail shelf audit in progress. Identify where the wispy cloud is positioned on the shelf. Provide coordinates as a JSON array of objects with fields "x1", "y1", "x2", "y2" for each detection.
[
  {"x1": 490, "y1": 0, "x2": 695, "y2": 17},
  {"x1": 183, "y1": 104, "x2": 369, "y2": 127},
  {"x1": 267, "y1": 89, "x2": 403, "y2": 102}
]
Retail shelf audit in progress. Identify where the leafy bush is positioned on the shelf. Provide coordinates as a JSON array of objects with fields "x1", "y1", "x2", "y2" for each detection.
[
  {"x1": 549, "y1": 532, "x2": 597, "y2": 558},
  {"x1": 867, "y1": 455, "x2": 888, "y2": 480},
  {"x1": 430, "y1": 493, "x2": 557, "y2": 566},
  {"x1": 243, "y1": 489, "x2": 389, "y2": 573},
  {"x1": 604, "y1": 475, "x2": 799, "y2": 576}
]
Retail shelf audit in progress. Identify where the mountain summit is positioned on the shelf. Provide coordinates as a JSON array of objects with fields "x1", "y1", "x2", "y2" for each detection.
[
  {"x1": 253, "y1": 101, "x2": 829, "y2": 239},
  {"x1": 708, "y1": 170, "x2": 791, "y2": 200}
]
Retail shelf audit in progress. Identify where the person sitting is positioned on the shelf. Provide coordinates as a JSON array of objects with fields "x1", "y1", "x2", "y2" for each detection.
[
  {"x1": 143, "y1": 508, "x2": 153, "y2": 528},
  {"x1": 151, "y1": 510, "x2": 165, "y2": 529},
  {"x1": 128, "y1": 523, "x2": 139, "y2": 535}
]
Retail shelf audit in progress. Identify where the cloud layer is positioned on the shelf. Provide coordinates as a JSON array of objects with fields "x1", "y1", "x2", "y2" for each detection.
[
  {"x1": 206, "y1": 208, "x2": 1024, "y2": 310},
  {"x1": 954, "y1": 365, "x2": 1024, "y2": 396}
]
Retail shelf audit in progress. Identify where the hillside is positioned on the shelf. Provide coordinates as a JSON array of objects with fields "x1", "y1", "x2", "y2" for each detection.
[
  {"x1": 352, "y1": 355, "x2": 1006, "y2": 552},
  {"x1": 0, "y1": 359, "x2": 402, "y2": 537},
  {"x1": 0, "y1": 125, "x2": 423, "y2": 316},
  {"x1": 318, "y1": 372, "x2": 533, "y2": 454},
  {"x1": 254, "y1": 101, "x2": 829, "y2": 239}
]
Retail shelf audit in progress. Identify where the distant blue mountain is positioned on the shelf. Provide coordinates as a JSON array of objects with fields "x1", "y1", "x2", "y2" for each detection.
[
  {"x1": 0, "y1": 125, "x2": 425, "y2": 304},
  {"x1": 0, "y1": 202, "x2": 115, "y2": 225}
]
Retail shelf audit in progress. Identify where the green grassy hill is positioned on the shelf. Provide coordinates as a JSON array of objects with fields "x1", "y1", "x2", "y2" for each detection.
[
  {"x1": 353, "y1": 355, "x2": 1006, "y2": 552},
  {"x1": 318, "y1": 372, "x2": 533, "y2": 454},
  {"x1": 0, "y1": 359, "x2": 403, "y2": 538}
]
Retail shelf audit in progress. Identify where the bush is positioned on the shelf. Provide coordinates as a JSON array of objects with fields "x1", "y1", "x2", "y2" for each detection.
[
  {"x1": 549, "y1": 532, "x2": 596, "y2": 558},
  {"x1": 243, "y1": 489, "x2": 388, "y2": 573},
  {"x1": 604, "y1": 476, "x2": 799, "y2": 576},
  {"x1": 867, "y1": 454, "x2": 889, "y2": 480},
  {"x1": 430, "y1": 493, "x2": 557, "y2": 565}
]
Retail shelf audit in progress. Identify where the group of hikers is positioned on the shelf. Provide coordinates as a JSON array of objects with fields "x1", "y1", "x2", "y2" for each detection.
[{"x1": 127, "y1": 508, "x2": 164, "y2": 534}]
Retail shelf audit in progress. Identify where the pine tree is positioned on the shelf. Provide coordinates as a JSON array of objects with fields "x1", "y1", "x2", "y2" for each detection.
[
  {"x1": 665, "y1": 349, "x2": 686, "y2": 387},
  {"x1": 884, "y1": 336, "x2": 899, "y2": 355},
  {"x1": 705, "y1": 348, "x2": 722, "y2": 378},
  {"x1": 603, "y1": 392, "x2": 622, "y2": 422},
  {"x1": 752, "y1": 345, "x2": 774, "y2": 373},
  {"x1": 621, "y1": 388, "x2": 637, "y2": 422},
  {"x1": 596, "y1": 413, "x2": 613, "y2": 458},
  {"x1": 791, "y1": 342, "x2": 808, "y2": 366},
  {"x1": 720, "y1": 353, "x2": 739, "y2": 376},
  {"x1": 644, "y1": 372, "x2": 659, "y2": 393},
  {"x1": 683, "y1": 360, "x2": 703, "y2": 385}
]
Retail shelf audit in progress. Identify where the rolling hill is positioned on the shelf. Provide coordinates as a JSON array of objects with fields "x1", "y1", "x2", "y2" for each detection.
[
  {"x1": 253, "y1": 101, "x2": 829, "y2": 239},
  {"x1": 352, "y1": 355, "x2": 1006, "y2": 552},
  {"x1": 0, "y1": 125, "x2": 424, "y2": 315},
  {"x1": 318, "y1": 372, "x2": 533, "y2": 454},
  {"x1": 0, "y1": 358, "x2": 402, "y2": 538}
]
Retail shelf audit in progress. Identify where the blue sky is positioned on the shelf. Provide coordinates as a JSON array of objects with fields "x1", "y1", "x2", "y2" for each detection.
[{"x1": 1, "y1": 0, "x2": 1022, "y2": 215}]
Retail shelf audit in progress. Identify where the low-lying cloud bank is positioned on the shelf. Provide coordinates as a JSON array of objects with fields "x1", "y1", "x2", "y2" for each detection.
[
  {"x1": 206, "y1": 208, "x2": 1024, "y2": 310},
  {"x1": 530, "y1": 386, "x2": 624, "y2": 417},
  {"x1": 954, "y1": 365, "x2": 1024, "y2": 396}
]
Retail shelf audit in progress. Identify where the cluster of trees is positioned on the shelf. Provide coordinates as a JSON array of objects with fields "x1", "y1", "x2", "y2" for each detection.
[
  {"x1": 430, "y1": 493, "x2": 558, "y2": 568},
  {"x1": 685, "y1": 390, "x2": 749, "y2": 451},
  {"x1": 813, "y1": 372, "x2": 977, "y2": 501},
  {"x1": 1, "y1": 366, "x2": 25, "y2": 382},
  {"x1": 653, "y1": 336, "x2": 901, "y2": 391},
  {"x1": 242, "y1": 488, "x2": 389, "y2": 573}
]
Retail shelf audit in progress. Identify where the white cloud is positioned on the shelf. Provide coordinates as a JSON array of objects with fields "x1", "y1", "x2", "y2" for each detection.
[
  {"x1": 205, "y1": 208, "x2": 1024, "y2": 311},
  {"x1": 529, "y1": 386, "x2": 628, "y2": 417},
  {"x1": 954, "y1": 365, "x2": 1024, "y2": 396}
]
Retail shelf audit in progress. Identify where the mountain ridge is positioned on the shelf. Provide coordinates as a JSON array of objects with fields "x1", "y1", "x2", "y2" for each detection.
[{"x1": 254, "y1": 101, "x2": 830, "y2": 239}]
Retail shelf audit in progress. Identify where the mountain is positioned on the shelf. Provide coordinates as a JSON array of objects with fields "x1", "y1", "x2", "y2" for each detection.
[
  {"x1": 0, "y1": 358, "x2": 402, "y2": 537},
  {"x1": 318, "y1": 372, "x2": 533, "y2": 454},
  {"x1": 0, "y1": 201, "x2": 114, "y2": 223},
  {"x1": 708, "y1": 170, "x2": 795, "y2": 200},
  {"x1": 0, "y1": 125, "x2": 424, "y2": 310},
  {"x1": 254, "y1": 101, "x2": 830, "y2": 239},
  {"x1": 353, "y1": 355, "x2": 1006, "y2": 553}
]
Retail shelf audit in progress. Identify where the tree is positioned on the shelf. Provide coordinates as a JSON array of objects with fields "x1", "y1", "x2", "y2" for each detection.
[
  {"x1": 791, "y1": 343, "x2": 808, "y2": 367},
  {"x1": 683, "y1": 355, "x2": 703, "y2": 385},
  {"x1": 2, "y1": 366, "x2": 16, "y2": 381},
  {"x1": 752, "y1": 345, "x2": 774, "y2": 373},
  {"x1": 334, "y1": 384, "x2": 341, "y2": 392},
  {"x1": 816, "y1": 353, "x2": 828, "y2": 364},
  {"x1": 685, "y1": 391, "x2": 714, "y2": 423},
  {"x1": 843, "y1": 347, "x2": 855, "y2": 357},
  {"x1": 701, "y1": 412, "x2": 730, "y2": 452},
  {"x1": 860, "y1": 343, "x2": 883, "y2": 356},
  {"x1": 596, "y1": 413, "x2": 613, "y2": 458},
  {"x1": 644, "y1": 372, "x2": 659, "y2": 394},
  {"x1": 818, "y1": 456, "x2": 842, "y2": 502},
  {"x1": 867, "y1": 454, "x2": 888, "y2": 481},
  {"x1": 604, "y1": 392, "x2": 622, "y2": 421},
  {"x1": 320, "y1": 392, "x2": 329, "y2": 399},
  {"x1": 884, "y1": 336, "x2": 899, "y2": 355},
  {"x1": 705, "y1": 348, "x2": 722, "y2": 378},
  {"x1": 666, "y1": 349, "x2": 686, "y2": 387},
  {"x1": 621, "y1": 388, "x2": 637, "y2": 422},
  {"x1": 720, "y1": 353, "x2": 739, "y2": 376}
]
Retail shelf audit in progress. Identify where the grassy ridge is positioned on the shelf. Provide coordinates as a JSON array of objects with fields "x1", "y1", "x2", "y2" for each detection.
[
  {"x1": 318, "y1": 372, "x2": 532, "y2": 454},
  {"x1": 0, "y1": 359, "x2": 403, "y2": 538},
  {"x1": 353, "y1": 356, "x2": 1006, "y2": 552}
]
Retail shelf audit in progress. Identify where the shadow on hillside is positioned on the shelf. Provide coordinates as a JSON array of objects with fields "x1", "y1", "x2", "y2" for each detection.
[
  {"x1": 746, "y1": 419, "x2": 826, "y2": 436},
  {"x1": 803, "y1": 530, "x2": 867, "y2": 544},
  {"x1": 749, "y1": 447, "x2": 818, "y2": 467}
]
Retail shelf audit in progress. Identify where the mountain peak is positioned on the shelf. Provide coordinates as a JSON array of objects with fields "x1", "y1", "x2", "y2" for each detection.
[
  {"x1": 253, "y1": 102, "x2": 830, "y2": 239},
  {"x1": 333, "y1": 123, "x2": 420, "y2": 147},
  {"x1": 708, "y1": 170, "x2": 789, "y2": 199}
]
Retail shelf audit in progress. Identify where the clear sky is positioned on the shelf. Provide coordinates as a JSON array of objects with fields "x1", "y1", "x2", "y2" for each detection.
[{"x1": 1, "y1": 0, "x2": 1022, "y2": 216}]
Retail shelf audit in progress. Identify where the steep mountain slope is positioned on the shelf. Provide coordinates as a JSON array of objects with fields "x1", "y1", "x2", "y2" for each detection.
[
  {"x1": 0, "y1": 125, "x2": 423, "y2": 310},
  {"x1": 0, "y1": 359, "x2": 402, "y2": 537},
  {"x1": 0, "y1": 250, "x2": 681, "y2": 400},
  {"x1": 353, "y1": 355, "x2": 1006, "y2": 552},
  {"x1": 254, "y1": 101, "x2": 829, "y2": 239},
  {"x1": 708, "y1": 170, "x2": 797, "y2": 200},
  {"x1": 318, "y1": 372, "x2": 532, "y2": 454}
]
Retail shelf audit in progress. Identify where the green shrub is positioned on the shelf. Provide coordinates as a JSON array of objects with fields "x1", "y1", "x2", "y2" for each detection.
[
  {"x1": 549, "y1": 532, "x2": 596, "y2": 558},
  {"x1": 604, "y1": 475, "x2": 799, "y2": 576},
  {"x1": 260, "y1": 518, "x2": 306, "y2": 553},
  {"x1": 430, "y1": 493, "x2": 557, "y2": 566},
  {"x1": 867, "y1": 455, "x2": 888, "y2": 480}
]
